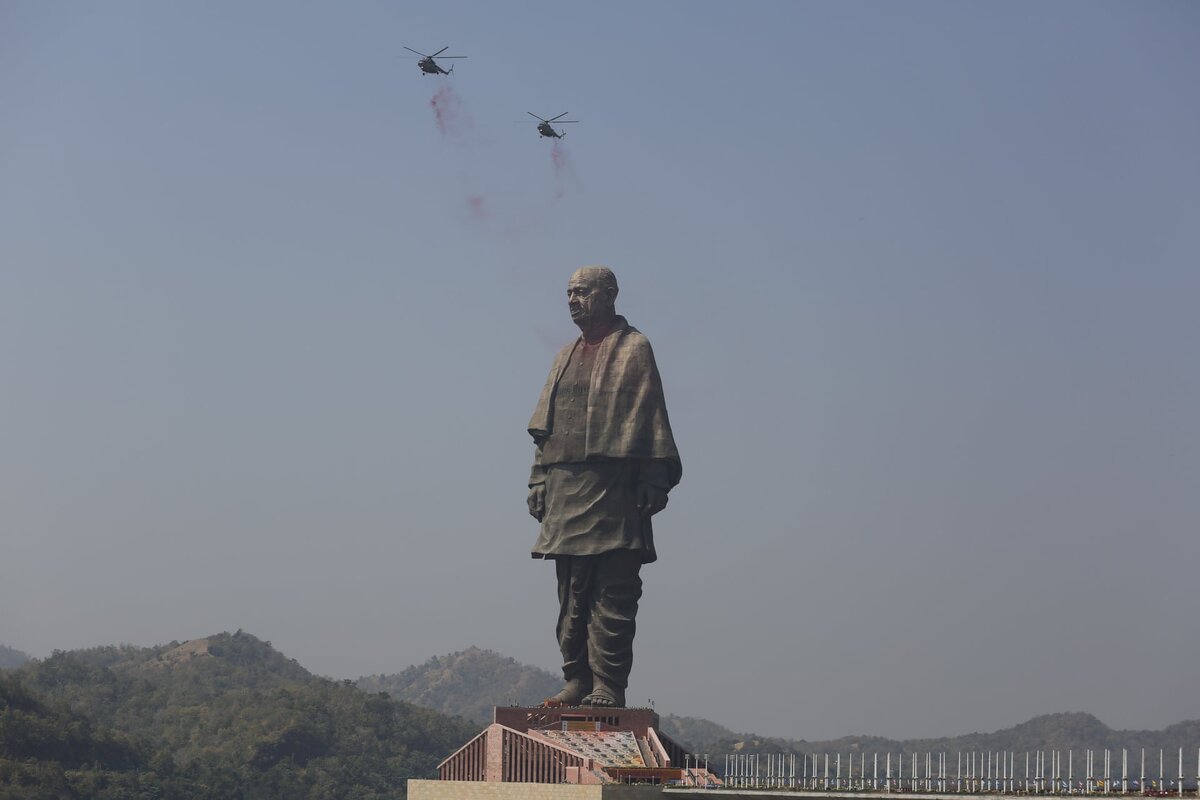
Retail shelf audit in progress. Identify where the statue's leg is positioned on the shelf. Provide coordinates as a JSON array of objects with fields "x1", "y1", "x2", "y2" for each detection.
[
  {"x1": 543, "y1": 556, "x2": 593, "y2": 707},
  {"x1": 580, "y1": 549, "x2": 642, "y2": 708}
]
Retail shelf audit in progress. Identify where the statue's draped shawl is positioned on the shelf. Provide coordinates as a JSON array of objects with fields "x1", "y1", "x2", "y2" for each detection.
[{"x1": 528, "y1": 316, "x2": 681, "y2": 487}]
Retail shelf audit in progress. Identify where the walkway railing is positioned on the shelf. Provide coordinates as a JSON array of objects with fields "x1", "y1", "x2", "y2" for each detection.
[{"x1": 679, "y1": 749, "x2": 1200, "y2": 795}]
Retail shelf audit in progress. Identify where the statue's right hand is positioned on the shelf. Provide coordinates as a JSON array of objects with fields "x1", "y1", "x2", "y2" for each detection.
[{"x1": 527, "y1": 485, "x2": 546, "y2": 522}]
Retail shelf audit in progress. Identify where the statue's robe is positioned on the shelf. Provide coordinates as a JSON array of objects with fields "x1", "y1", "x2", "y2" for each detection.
[{"x1": 528, "y1": 316, "x2": 682, "y2": 562}]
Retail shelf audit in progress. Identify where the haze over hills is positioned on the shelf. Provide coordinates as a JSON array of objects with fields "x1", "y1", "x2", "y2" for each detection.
[
  {"x1": 359, "y1": 647, "x2": 1200, "y2": 758},
  {"x1": 0, "y1": 644, "x2": 31, "y2": 670}
]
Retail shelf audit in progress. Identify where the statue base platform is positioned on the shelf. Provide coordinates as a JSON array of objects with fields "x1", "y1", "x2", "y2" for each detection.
[{"x1": 418, "y1": 705, "x2": 721, "y2": 790}]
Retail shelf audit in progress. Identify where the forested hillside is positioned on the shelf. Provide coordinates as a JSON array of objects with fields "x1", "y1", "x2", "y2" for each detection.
[{"x1": 0, "y1": 632, "x2": 476, "y2": 799}]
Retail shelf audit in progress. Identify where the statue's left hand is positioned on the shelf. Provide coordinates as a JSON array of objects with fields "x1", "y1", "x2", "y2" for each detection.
[
  {"x1": 527, "y1": 484, "x2": 546, "y2": 521},
  {"x1": 636, "y1": 483, "x2": 668, "y2": 516}
]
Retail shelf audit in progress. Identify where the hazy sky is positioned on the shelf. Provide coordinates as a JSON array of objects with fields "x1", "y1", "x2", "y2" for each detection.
[{"x1": 2, "y1": 1, "x2": 1197, "y2": 741}]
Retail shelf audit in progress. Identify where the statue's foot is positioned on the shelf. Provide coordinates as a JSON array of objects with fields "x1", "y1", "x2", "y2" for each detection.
[
  {"x1": 541, "y1": 676, "x2": 591, "y2": 708},
  {"x1": 580, "y1": 682, "x2": 624, "y2": 708}
]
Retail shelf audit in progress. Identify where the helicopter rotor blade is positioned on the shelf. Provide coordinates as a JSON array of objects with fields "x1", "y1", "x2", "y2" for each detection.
[
  {"x1": 549, "y1": 112, "x2": 570, "y2": 121},
  {"x1": 527, "y1": 112, "x2": 548, "y2": 122},
  {"x1": 431, "y1": 46, "x2": 449, "y2": 57},
  {"x1": 402, "y1": 46, "x2": 429, "y2": 57}
]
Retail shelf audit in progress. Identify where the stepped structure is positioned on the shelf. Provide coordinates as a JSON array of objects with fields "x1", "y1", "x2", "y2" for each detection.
[{"x1": 431, "y1": 705, "x2": 720, "y2": 787}]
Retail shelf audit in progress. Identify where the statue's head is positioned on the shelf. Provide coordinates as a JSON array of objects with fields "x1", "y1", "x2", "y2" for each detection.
[{"x1": 567, "y1": 266, "x2": 618, "y2": 328}]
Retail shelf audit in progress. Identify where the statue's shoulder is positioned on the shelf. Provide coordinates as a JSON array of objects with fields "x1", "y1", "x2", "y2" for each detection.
[
  {"x1": 615, "y1": 323, "x2": 653, "y2": 353},
  {"x1": 614, "y1": 317, "x2": 649, "y2": 344}
]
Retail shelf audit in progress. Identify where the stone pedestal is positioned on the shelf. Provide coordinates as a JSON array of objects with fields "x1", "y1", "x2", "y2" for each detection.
[{"x1": 422, "y1": 706, "x2": 720, "y2": 790}]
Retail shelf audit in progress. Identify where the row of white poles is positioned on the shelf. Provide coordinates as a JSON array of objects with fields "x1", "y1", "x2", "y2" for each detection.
[{"x1": 713, "y1": 749, "x2": 1200, "y2": 794}]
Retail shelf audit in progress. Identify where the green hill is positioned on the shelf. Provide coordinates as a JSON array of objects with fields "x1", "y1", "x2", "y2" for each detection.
[
  {"x1": 357, "y1": 646, "x2": 562, "y2": 725},
  {"x1": 3, "y1": 631, "x2": 476, "y2": 799}
]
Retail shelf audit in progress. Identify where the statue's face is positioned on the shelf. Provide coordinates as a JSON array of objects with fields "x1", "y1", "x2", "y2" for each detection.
[{"x1": 567, "y1": 272, "x2": 613, "y2": 325}]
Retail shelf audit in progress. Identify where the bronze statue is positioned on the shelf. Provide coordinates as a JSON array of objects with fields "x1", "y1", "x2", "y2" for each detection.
[{"x1": 527, "y1": 266, "x2": 681, "y2": 708}]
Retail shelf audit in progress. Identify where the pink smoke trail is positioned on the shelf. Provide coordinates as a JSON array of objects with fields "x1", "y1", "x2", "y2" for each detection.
[
  {"x1": 466, "y1": 194, "x2": 488, "y2": 222},
  {"x1": 428, "y1": 83, "x2": 474, "y2": 144},
  {"x1": 550, "y1": 141, "x2": 577, "y2": 199}
]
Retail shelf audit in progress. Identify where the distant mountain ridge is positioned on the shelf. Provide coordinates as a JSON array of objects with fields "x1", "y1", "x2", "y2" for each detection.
[
  {"x1": 359, "y1": 647, "x2": 1200, "y2": 757},
  {"x1": 692, "y1": 712, "x2": 1200, "y2": 760}
]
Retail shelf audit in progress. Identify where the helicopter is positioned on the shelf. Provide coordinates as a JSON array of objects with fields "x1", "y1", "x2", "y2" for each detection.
[
  {"x1": 527, "y1": 112, "x2": 578, "y2": 139},
  {"x1": 403, "y1": 46, "x2": 466, "y2": 76}
]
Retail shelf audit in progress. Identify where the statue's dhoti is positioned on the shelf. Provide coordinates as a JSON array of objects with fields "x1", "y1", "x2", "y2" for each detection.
[{"x1": 554, "y1": 548, "x2": 643, "y2": 695}]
